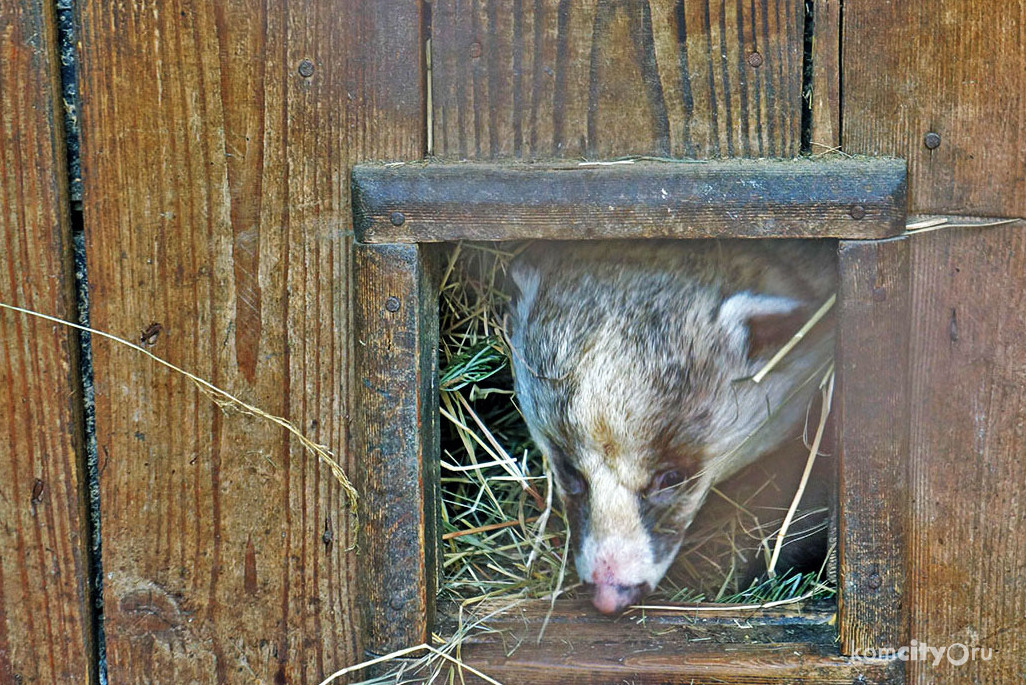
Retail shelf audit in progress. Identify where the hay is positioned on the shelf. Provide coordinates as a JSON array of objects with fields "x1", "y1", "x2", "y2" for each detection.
[{"x1": 435, "y1": 242, "x2": 573, "y2": 606}]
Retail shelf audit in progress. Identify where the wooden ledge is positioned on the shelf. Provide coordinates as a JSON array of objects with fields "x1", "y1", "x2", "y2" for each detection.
[
  {"x1": 436, "y1": 599, "x2": 903, "y2": 684},
  {"x1": 352, "y1": 157, "x2": 907, "y2": 243}
]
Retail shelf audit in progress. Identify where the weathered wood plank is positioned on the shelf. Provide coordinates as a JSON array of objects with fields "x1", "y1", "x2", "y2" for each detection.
[
  {"x1": 431, "y1": 0, "x2": 806, "y2": 159},
  {"x1": 354, "y1": 158, "x2": 907, "y2": 242},
  {"x1": 809, "y1": 0, "x2": 840, "y2": 151},
  {"x1": 352, "y1": 244, "x2": 440, "y2": 654},
  {"x1": 836, "y1": 238, "x2": 911, "y2": 655},
  {"x1": 905, "y1": 222, "x2": 1026, "y2": 684},
  {"x1": 447, "y1": 600, "x2": 902, "y2": 684},
  {"x1": 843, "y1": 1, "x2": 1026, "y2": 215},
  {"x1": 75, "y1": 0, "x2": 423, "y2": 681},
  {"x1": 0, "y1": 1, "x2": 94, "y2": 683}
]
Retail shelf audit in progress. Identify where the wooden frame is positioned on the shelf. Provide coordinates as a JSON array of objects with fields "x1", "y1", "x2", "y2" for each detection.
[
  {"x1": 353, "y1": 158, "x2": 906, "y2": 243},
  {"x1": 350, "y1": 159, "x2": 909, "y2": 682}
]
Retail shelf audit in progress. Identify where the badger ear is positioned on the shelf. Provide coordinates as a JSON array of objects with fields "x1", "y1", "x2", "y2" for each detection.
[
  {"x1": 717, "y1": 292, "x2": 808, "y2": 360},
  {"x1": 509, "y1": 261, "x2": 541, "y2": 314}
]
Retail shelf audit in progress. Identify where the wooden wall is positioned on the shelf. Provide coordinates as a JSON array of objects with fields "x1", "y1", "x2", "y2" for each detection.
[
  {"x1": 432, "y1": 0, "x2": 805, "y2": 159},
  {"x1": 0, "y1": 1, "x2": 94, "y2": 683},
  {"x1": 73, "y1": 0, "x2": 421, "y2": 682},
  {"x1": 0, "y1": 0, "x2": 1024, "y2": 682},
  {"x1": 840, "y1": 3, "x2": 1026, "y2": 683}
]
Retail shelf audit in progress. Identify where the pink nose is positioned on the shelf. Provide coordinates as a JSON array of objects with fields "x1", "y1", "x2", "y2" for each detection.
[{"x1": 590, "y1": 582, "x2": 647, "y2": 614}]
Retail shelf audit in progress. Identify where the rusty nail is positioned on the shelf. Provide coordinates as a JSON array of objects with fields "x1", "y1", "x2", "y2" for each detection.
[
  {"x1": 850, "y1": 205, "x2": 866, "y2": 220},
  {"x1": 385, "y1": 296, "x2": 401, "y2": 313},
  {"x1": 924, "y1": 131, "x2": 941, "y2": 149},
  {"x1": 389, "y1": 211, "x2": 406, "y2": 226},
  {"x1": 298, "y1": 60, "x2": 315, "y2": 78},
  {"x1": 867, "y1": 572, "x2": 882, "y2": 590},
  {"x1": 470, "y1": 41, "x2": 482, "y2": 59},
  {"x1": 747, "y1": 51, "x2": 763, "y2": 67}
]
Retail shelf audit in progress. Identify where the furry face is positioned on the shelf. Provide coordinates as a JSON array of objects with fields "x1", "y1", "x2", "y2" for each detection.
[{"x1": 508, "y1": 239, "x2": 836, "y2": 614}]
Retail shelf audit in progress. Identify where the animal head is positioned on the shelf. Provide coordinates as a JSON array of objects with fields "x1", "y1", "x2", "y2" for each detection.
[{"x1": 507, "y1": 240, "x2": 835, "y2": 614}]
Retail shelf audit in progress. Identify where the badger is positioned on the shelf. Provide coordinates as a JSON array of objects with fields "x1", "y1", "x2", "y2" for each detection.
[{"x1": 508, "y1": 239, "x2": 836, "y2": 614}]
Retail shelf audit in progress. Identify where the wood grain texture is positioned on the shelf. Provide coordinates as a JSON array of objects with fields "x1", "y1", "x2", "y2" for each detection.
[
  {"x1": 431, "y1": 0, "x2": 806, "y2": 159},
  {"x1": 808, "y1": 0, "x2": 840, "y2": 151},
  {"x1": 842, "y1": 0, "x2": 1026, "y2": 215},
  {"x1": 0, "y1": 1, "x2": 94, "y2": 683},
  {"x1": 75, "y1": 0, "x2": 422, "y2": 681},
  {"x1": 448, "y1": 600, "x2": 902, "y2": 684},
  {"x1": 836, "y1": 238, "x2": 911, "y2": 655},
  {"x1": 905, "y1": 222, "x2": 1026, "y2": 684},
  {"x1": 354, "y1": 158, "x2": 907, "y2": 242},
  {"x1": 352, "y1": 244, "x2": 440, "y2": 654}
]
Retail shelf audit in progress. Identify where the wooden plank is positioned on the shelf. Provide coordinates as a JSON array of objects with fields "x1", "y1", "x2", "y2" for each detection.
[
  {"x1": 905, "y1": 222, "x2": 1026, "y2": 684},
  {"x1": 842, "y1": 1, "x2": 1026, "y2": 215},
  {"x1": 75, "y1": 0, "x2": 423, "y2": 681},
  {"x1": 0, "y1": 1, "x2": 94, "y2": 683},
  {"x1": 431, "y1": 0, "x2": 806, "y2": 159},
  {"x1": 352, "y1": 244, "x2": 440, "y2": 654},
  {"x1": 836, "y1": 238, "x2": 911, "y2": 655},
  {"x1": 808, "y1": 0, "x2": 840, "y2": 151},
  {"x1": 446, "y1": 600, "x2": 902, "y2": 684},
  {"x1": 353, "y1": 158, "x2": 907, "y2": 243}
]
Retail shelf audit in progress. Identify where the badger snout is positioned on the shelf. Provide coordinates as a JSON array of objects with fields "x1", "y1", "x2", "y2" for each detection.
[
  {"x1": 578, "y1": 531, "x2": 675, "y2": 614},
  {"x1": 589, "y1": 581, "x2": 650, "y2": 615},
  {"x1": 586, "y1": 550, "x2": 653, "y2": 613}
]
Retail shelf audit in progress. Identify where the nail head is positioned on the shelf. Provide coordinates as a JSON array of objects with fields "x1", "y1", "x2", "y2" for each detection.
[
  {"x1": 924, "y1": 131, "x2": 941, "y2": 149},
  {"x1": 298, "y1": 60, "x2": 315, "y2": 78},
  {"x1": 850, "y1": 205, "x2": 866, "y2": 220},
  {"x1": 385, "y1": 296, "x2": 401, "y2": 313},
  {"x1": 389, "y1": 211, "x2": 406, "y2": 226},
  {"x1": 747, "y1": 51, "x2": 764, "y2": 67}
]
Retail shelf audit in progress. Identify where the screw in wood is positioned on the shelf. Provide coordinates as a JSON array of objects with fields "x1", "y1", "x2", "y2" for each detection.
[
  {"x1": 747, "y1": 51, "x2": 763, "y2": 67},
  {"x1": 298, "y1": 59, "x2": 315, "y2": 78},
  {"x1": 924, "y1": 131, "x2": 941, "y2": 149},
  {"x1": 385, "y1": 296, "x2": 401, "y2": 313},
  {"x1": 389, "y1": 211, "x2": 406, "y2": 226}
]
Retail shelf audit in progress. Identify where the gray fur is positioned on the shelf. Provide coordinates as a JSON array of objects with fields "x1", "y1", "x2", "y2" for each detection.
[{"x1": 508, "y1": 239, "x2": 836, "y2": 613}]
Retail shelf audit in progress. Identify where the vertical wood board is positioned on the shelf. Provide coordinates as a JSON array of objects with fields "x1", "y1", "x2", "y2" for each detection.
[
  {"x1": 352, "y1": 243, "x2": 440, "y2": 654},
  {"x1": 842, "y1": 0, "x2": 1026, "y2": 215},
  {"x1": 432, "y1": 0, "x2": 806, "y2": 159},
  {"x1": 905, "y1": 223, "x2": 1026, "y2": 684},
  {"x1": 808, "y1": 0, "x2": 839, "y2": 151},
  {"x1": 0, "y1": 1, "x2": 93, "y2": 682},
  {"x1": 836, "y1": 238, "x2": 911, "y2": 655},
  {"x1": 75, "y1": 0, "x2": 423, "y2": 681}
]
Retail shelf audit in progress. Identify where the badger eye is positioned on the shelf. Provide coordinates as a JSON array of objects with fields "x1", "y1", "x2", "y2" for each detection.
[
  {"x1": 561, "y1": 465, "x2": 587, "y2": 497},
  {"x1": 649, "y1": 469, "x2": 686, "y2": 496},
  {"x1": 547, "y1": 447, "x2": 587, "y2": 497}
]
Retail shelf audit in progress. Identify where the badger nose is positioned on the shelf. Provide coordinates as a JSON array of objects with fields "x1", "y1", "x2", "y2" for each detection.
[{"x1": 590, "y1": 582, "x2": 648, "y2": 615}]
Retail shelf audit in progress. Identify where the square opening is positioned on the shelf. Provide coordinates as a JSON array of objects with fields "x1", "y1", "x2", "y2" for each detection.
[
  {"x1": 437, "y1": 239, "x2": 838, "y2": 606},
  {"x1": 351, "y1": 159, "x2": 909, "y2": 684}
]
